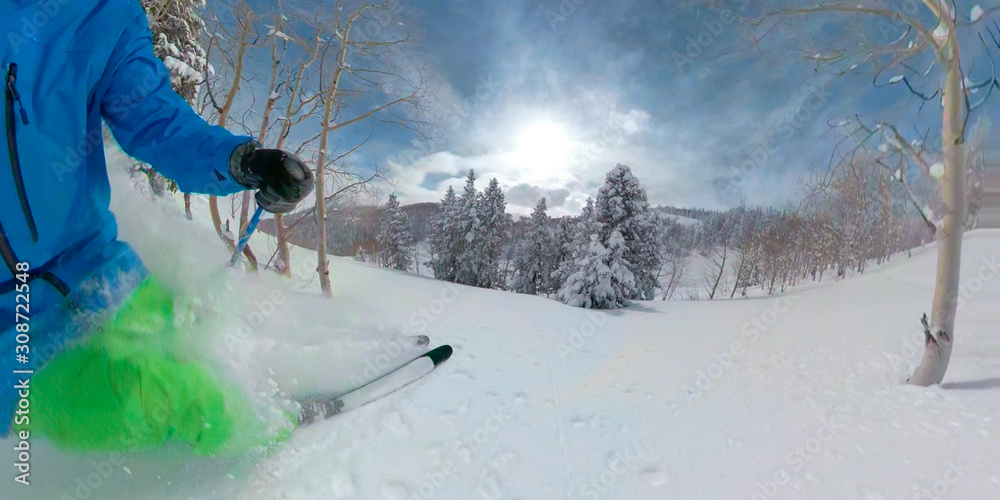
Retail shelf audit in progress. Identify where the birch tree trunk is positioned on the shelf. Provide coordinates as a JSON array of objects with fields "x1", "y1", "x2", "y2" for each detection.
[
  {"x1": 208, "y1": 19, "x2": 251, "y2": 249},
  {"x1": 908, "y1": 26, "x2": 967, "y2": 385},
  {"x1": 314, "y1": 16, "x2": 354, "y2": 297},
  {"x1": 315, "y1": 94, "x2": 335, "y2": 297},
  {"x1": 266, "y1": 33, "x2": 324, "y2": 278}
]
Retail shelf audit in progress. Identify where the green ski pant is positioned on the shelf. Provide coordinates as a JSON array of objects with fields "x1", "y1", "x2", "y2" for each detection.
[{"x1": 21, "y1": 277, "x2": 284, "y2": 455}]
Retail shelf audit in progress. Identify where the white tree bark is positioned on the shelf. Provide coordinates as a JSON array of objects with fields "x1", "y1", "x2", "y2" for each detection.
[{"x1": 908, "y1": 18, "x2": 967, "y2": 386}]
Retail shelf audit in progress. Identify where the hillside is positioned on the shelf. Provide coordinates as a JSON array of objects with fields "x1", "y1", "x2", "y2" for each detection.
[
  {"x1": 3, "y1": 150, "x2": 998, "y2": 500},
  {"x1": 256, "y1": 201, "x2": 439, "y2": 258}
]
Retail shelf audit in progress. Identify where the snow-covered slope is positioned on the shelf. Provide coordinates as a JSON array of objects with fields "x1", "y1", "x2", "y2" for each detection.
[
  {"x1": 4, "y1": 153, "x2": 999, "y2": 499},
  {"x1": 660, "y1": 212, "x2": 700, "y2": 226}
]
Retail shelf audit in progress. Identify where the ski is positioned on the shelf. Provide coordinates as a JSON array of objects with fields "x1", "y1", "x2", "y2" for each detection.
[{"x1": 295, "y1": 344, "x2": 453, "y2": 425}]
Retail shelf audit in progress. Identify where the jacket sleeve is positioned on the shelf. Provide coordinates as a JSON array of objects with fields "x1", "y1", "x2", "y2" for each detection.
[{"x1": 99, "y1": 4, "x2": 250, "y2": 196}]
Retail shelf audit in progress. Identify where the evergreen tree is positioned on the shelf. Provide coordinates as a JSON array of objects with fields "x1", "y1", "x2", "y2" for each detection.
[
  {"x1": 427, "y1": 172, "x2": 510, "y2": 289},
  {"x1": 138, "y1": 0, "x2": 210, "y2": 198},
  {"x1": 144, "y1": 0, "x2": 209, "y2": 103},
  {"x1": 512, "y1": 198, "x2": 554, "y2": 295},
  {"x1": 377, "y1": 194, "x2": 415, "y2": 271},
  {"x1": 556, "y1": 229, "x2": 635, "y2": 309},
  {"x1": 454, "y1": 170, "x2": 482, "y2": 286},
  {"x1": 605, "y1": 229, "x2": 637, "y2": 304},
  {"x1": 554, "y1": 198, "x2": 600, "y2": 289},
  {"x1": 595, "y1": 164, "x2": 662, "y2": 300},
  {"x1": 548, "y1": 216, "x2": 576, "y2": 292},
  {"x1": 475, "y1": 178, "x2": 512, "y2": 289},
  {"x1": 428, "y1": 186, "x2": 460, "y2": 281}
]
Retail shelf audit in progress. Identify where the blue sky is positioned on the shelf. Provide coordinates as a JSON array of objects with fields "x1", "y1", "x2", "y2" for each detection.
[{"x1": 249, "y1": 0, "x2": 1000, "y2": 216}]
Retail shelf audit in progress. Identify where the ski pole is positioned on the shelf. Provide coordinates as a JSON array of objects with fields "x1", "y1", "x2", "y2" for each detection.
[{"x1": 231, "y1": 205, "x2": 264, "y2": 266}]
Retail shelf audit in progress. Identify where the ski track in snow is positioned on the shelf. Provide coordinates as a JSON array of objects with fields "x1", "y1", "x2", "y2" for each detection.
[{"x1": 3, "y1": 150, "x2": 1000, "y2": 499}]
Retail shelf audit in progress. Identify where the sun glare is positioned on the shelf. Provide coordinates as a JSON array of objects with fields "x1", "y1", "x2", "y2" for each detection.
[{"x1": 515, "y1": 121, "x2": 574, "y2": 171}]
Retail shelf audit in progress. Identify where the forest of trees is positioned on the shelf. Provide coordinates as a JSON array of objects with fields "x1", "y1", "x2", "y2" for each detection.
[
  {"x1": 341, "y1": 144, "x2": 987, "y2": 310},
  {"x1": 133, "y1": 0, "x2": 988, "y2": 316},
  {"x1": 426, "y1": 170, "x2": 512, "y2": 289},
  {"x1": 134, "y1": 0, "x2": 430, "y2": 295}
]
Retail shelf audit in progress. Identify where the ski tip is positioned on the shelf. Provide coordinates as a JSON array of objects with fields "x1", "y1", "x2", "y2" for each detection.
[{"x1": 424, "y1": 344, "x2": 453, "y2": 366}]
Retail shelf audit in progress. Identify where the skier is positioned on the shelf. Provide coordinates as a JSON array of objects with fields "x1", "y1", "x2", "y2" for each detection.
[{"x1": 2, "y1": 0, "x2": 314, "y2": 454}]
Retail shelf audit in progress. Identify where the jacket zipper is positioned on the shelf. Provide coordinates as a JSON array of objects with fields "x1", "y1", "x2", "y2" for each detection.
[
  {"x1": 1, "y1": 63, "x2": 68, "y2": 295},
  {"x1": 6, "y1": 62, "x2": 38, "y2": 242}
]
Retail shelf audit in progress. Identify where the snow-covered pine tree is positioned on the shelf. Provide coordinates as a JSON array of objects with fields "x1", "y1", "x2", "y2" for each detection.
[
  {"x1": 605, "y1": 229, "x2": 637, "y2": 304},
  {"x1": 556, "y1": 229, "x2": 635, "y2": 309},
  {"x1": 555, "y1": 197, "x2": 632, "y2": 308},
  {"x1": 144, "y1": 0, "x2": 209, "y2": 103},
  {"x1": 595, "y1": 164, "x2": 662, "y2": 300},
  {"x1": 553, "y1": 198, "x2": 600, "y2": 290},
  {"x1": 512, "y1": 198, "x2": 555, "y2": 295},
  {"x1": 139, "y1": 0, "x2": 210, "y2": 212},
  {"x1": 548, "y1": 216, "x2": 575, "y2": 292},
  {"x1": 427, "y1": 186, "x2": 460, "y2": 281},
  {"x1": 454, "y1": 170, "x2": 482, "y2": 287},
  {"x1": 377, "y1": 194, "x2": 415, "y2": 271},
  {"x1": 475, "y1": 178, "x2": 512, "y2": 289}
]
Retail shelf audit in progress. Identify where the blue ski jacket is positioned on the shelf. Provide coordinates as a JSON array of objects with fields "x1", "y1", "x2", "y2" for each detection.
[{"x1": 0, "y1": 0, "x2": 251, "y2": 431}]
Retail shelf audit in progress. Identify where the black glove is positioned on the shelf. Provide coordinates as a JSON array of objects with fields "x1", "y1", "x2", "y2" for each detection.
[{"x1": 230, "y1": 141, "x2": 314, "y2": 214}]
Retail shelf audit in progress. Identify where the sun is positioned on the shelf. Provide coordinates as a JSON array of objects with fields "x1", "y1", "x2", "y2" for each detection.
[{"x1": 515, "y1": 121, "x2": 574, "y2": 170}]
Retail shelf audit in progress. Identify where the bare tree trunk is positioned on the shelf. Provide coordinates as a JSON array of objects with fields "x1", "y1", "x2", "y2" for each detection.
[
  {"x1": 909, "y1": 34, "x2": 966, "y2": 385},
  {"x1": 275, "y1": 213, "x2": 291, "y2": 276},
  {"x1": 706, "y1": 247, "x2": 727, "y2": 300},
  {"x1": 313, "y1": 24, "x2": 343, "y2": 297},
  {"x1": 238, "y1": 28, "x2": 283, "y2": 244},
  {"x1": 729, "y1": 255, "x2": 746, "y2": 299},
  {"x1": 208, "y1": 5, "x2": 253, "y2": 247},
  {"x1": 315, "y1": 133, "x2": 332, "y2": 296},
  {"x1": 315, "y1": 74, "x2": 340, "y2": 297},
  {"x1": 313, "y1": 4, "x2": 369, "y2": 297}
]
